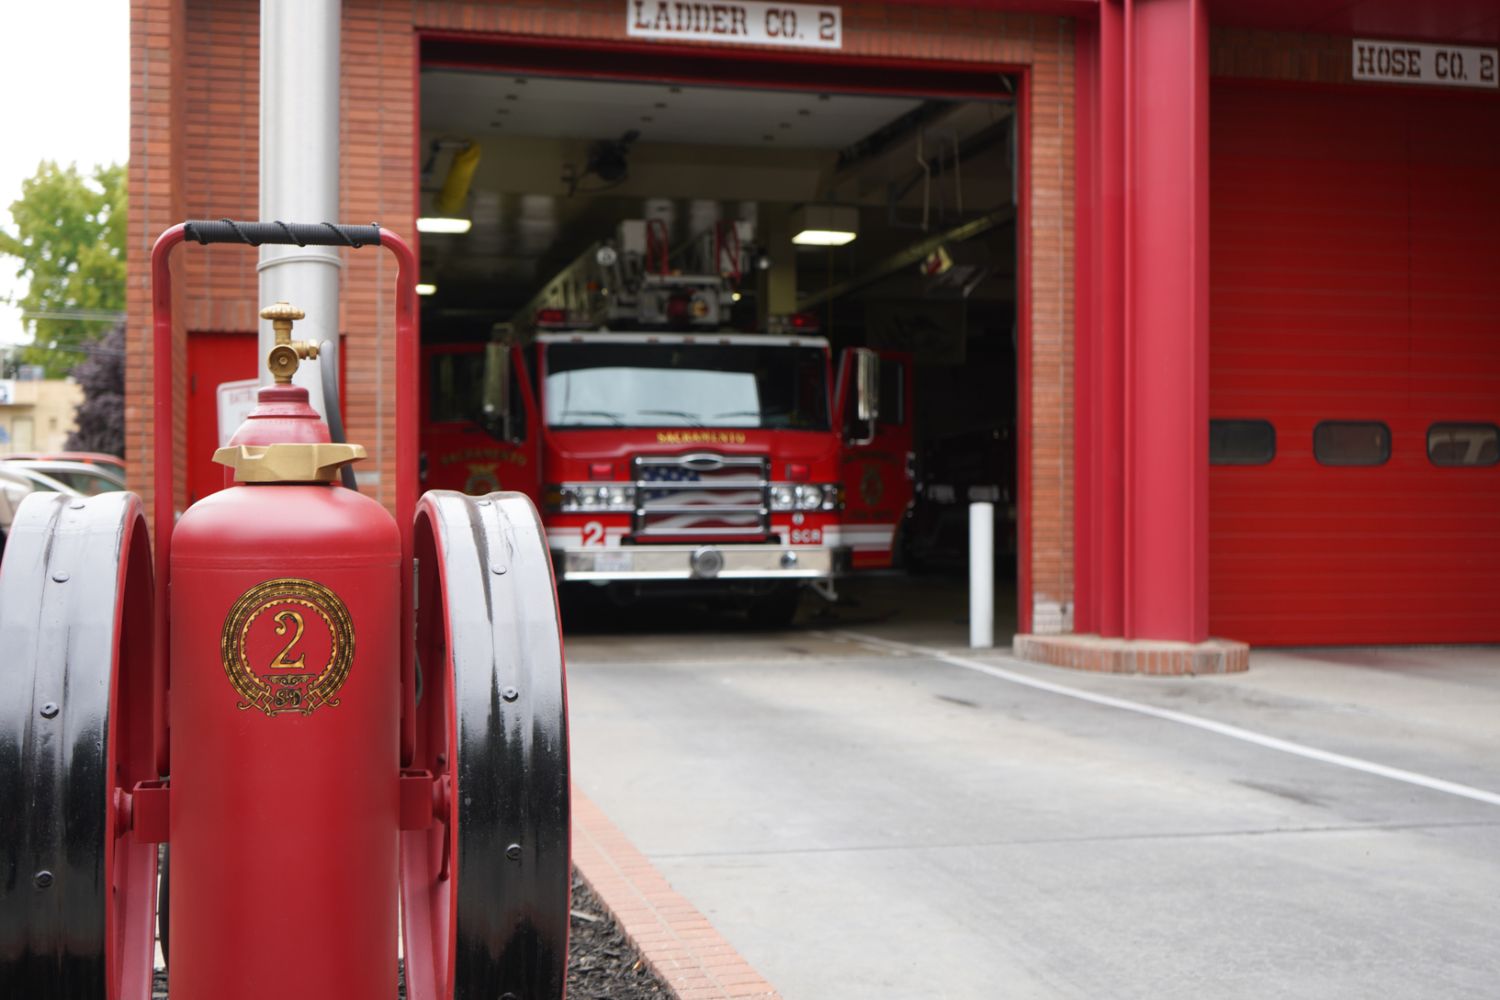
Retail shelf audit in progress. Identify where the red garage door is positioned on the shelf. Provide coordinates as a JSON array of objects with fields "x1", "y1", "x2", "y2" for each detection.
[{"x1": 1210, "y1": 82, "x2": 1500, "y2": 646}]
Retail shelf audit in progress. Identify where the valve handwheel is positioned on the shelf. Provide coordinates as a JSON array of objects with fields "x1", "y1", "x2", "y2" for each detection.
[
  {"x1": 401, "y1": 491, "x2": 571, "y2": 1000},
  {"x1": 0, "y1": 492, "x2": 159, "y2": 999}
]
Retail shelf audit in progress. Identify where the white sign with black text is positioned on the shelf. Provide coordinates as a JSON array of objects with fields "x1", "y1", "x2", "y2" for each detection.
[
  {"x1": 217, "y1": 378, "x2": 260, "y2": 447},
  {"x1": 1352, "y1": 39, "x2": 1498, "y2": 90},
  {"x1": 627, "y1": 1, "x2": 841, "y2": 50}
]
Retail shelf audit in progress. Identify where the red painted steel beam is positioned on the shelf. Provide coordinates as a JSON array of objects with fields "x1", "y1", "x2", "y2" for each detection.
[
  {"x1": 1096, "y1": 0, "x2": 1127, "y2": 638},
  {"x1": 421, "y1": 32, "x2": 1021, "y2": 100},
  {"x1": 1074, "y1": 0, "x2": 1128, "y2": 638},
  {"x1": 1123, "y1": 0, "x2": 1209, "y2": 642},
  {"x1": 892, "y1": 0, "x2": 1100, "y2": 12}
]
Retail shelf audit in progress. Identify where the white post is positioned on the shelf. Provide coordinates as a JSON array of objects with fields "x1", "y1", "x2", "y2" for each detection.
[
  {"x1": 969, "y1": 501, "x2": 994, "y2": 648},
  {"x1": 259, "y1": 0, "x2": 342, "y2": 415}
]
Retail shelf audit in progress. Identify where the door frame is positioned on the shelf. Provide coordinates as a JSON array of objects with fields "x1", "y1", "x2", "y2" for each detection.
[{"x1": 414, "y1": 26, "x2": 1036, "y2": 630}]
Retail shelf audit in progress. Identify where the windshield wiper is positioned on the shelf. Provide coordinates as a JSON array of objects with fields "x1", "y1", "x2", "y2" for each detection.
[
  {"x1": 637, "y1": 409, "x2": 704, "y2": 427},
  {"x1": 712, "y1": 410, "x2": 761, "y2": 419},
  {"x1": 559, "y1": 409, "x2": 625, "y2": 426}
]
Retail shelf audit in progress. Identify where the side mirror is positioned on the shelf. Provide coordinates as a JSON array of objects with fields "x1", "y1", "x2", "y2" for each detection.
[
  {"x1": 846, "y1": 348, "x2": 879, "y2": 445},
  {"x1": 482, "y1": 342, "x2": 514, "y2": 442},
  {"x1": 855, "y1": 348, "x2": 880, "y2": 424}
]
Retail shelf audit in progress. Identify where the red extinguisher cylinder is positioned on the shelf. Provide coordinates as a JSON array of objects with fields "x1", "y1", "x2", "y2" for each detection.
[{"x1": 169, "y1": 483, "x2": 401, "y2": 999}]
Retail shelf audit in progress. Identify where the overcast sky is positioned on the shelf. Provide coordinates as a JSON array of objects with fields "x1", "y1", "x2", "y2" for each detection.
[{"x1": 0, "y1": 1, "x2": 130, "y2": 347}]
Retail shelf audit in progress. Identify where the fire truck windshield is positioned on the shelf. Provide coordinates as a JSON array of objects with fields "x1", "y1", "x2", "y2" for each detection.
[{"x1": 544, "y1": 342, "x2": 830, "y2": 431}]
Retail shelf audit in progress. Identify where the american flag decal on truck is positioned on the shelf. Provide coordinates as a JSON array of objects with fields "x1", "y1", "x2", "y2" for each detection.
[{"x1": 634, "y1": 453, "x2": 769, "y2": 538}]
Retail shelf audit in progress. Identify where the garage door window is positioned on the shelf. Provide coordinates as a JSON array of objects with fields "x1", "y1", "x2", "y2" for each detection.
[
  {"x1": 1209, "y1": 419, "x2": 1275, "y2": 465},
  {"x1": 1427, "y1": 423, "x2": 1499, "y2": 467},
  {"x1": 1313, "y1": 421, "x2": 1390, "y2": 466}
]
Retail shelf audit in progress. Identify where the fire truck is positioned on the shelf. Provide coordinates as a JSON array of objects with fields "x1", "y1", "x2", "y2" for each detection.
[{"x1": 420, "y1": 217, "x2": 913, "y2": 624}]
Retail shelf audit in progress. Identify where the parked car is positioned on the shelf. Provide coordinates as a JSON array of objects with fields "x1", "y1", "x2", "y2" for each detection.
[
  {"x1": 2, "y1": 451, "x2": 126, "y2": 479},
  {"x1": 0, "y1": 465, "x2": 85, "y2": 560},
  {"x1": 4, "y1": 459, "x2": 126, "y2": 497}
]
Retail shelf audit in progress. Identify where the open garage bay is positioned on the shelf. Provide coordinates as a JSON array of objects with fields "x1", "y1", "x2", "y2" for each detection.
[{"x1": 564, "y1": 627, "x2": 1500, "y2": 999}]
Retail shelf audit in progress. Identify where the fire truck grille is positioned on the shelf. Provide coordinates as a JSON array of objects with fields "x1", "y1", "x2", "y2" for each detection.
[{"x1": 632, "y1": 453, "x2": 769, "y2": 539}]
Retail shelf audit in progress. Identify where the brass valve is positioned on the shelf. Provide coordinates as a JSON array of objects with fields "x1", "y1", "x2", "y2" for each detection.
[{"x1": 260, "y1": 301, "x2": 320, "y2": 384}]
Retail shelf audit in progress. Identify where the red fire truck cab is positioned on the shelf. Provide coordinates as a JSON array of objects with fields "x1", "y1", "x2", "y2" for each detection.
[{"x1": 420, "y1": 331, "x2": 913, "y2": 622}]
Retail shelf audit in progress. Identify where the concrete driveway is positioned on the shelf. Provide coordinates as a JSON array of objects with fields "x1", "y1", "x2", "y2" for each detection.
[{"x1": 563, "y1": 623, "x2": 1500, "y2": 1000}]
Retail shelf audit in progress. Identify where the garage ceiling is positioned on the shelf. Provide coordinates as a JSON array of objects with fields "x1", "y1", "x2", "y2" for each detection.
[
  {"x1": 417, "y1": 70, "x2": 1014, "y2": 318},
  {"x1": 422, "y1": 70, "x2": 925, "y2": 150}
]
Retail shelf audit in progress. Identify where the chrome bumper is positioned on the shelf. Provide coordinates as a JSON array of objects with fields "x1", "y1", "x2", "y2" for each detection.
[{"x1": 554, "y1": 543, "x2": 839, "y2": 582}]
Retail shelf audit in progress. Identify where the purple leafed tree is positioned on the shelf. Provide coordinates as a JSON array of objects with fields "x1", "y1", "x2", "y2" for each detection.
[{"x1": 65, "y1": 322, "x2": 125, "y2": 456}]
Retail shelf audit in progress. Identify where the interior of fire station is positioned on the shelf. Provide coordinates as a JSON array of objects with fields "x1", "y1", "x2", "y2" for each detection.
[{"x1": 413, "y1": 66, "x2": 1020, "y2": 631}]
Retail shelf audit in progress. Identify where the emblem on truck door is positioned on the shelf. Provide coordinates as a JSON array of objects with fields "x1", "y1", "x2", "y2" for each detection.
[{"x1": 220, "y1": 577, "x2": 355, "y2": 717}]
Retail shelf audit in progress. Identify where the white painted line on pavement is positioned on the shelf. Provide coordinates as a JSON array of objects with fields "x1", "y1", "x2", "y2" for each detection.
[{"x1": 832, "y1": 630, "x2": 1500, "y2": 810}]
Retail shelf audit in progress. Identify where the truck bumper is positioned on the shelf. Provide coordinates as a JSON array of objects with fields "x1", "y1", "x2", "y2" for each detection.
[{"x1": 553, "y1": 543, "x2": 845, "y2": 582}]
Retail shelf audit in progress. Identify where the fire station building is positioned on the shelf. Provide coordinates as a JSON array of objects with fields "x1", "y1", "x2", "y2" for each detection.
[{"x1": 127, "y1": 0, "x2": 1500, "y2": 665}]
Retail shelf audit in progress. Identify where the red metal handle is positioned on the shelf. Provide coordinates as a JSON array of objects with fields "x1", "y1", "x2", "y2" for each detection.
[{"x1": 148, "y1": 223, "x2": 420, "y2": 775}]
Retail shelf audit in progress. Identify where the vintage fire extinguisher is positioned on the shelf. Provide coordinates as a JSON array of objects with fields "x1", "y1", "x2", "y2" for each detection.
[
  {"x1": 169, "y1": 299, "x2": 401, "y2": 998},
  {"x1": 0, "y1": 221, "x2": 571, "y2": 1000}
]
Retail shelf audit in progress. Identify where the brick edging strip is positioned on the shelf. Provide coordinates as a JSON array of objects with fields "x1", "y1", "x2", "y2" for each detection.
[
  {"x1": 571, "y1": 787, "x2": 782, "y2": 1000},
  {"x1": 1013, "y1": 633, "x2": 1250, "y2": 675}
]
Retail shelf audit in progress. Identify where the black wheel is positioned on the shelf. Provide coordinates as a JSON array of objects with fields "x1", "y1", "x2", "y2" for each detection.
[
  {"x1": 401, "y1": 491, "x2": 571, "y2": 1000},
  {"x1": 0, "y1": 491, "x2": 159, "y2": 1000},
  {"x1": 748, "y1": 583, "x2": 802, "y2": 628}
]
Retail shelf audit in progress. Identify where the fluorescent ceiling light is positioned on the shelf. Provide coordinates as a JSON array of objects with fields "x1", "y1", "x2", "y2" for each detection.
[
  {"x1": 791, "y1": 203, "x2": 858, "y2": 247},
  {"x1": 792, "y1": 229, "x2": 857, "y2": 246},
  {"x1": 416, "y1": 283, "x2": 437, "y2": 296},
  {"x1": 416, "y1": 217, "x2": 472, "y2": 234}
]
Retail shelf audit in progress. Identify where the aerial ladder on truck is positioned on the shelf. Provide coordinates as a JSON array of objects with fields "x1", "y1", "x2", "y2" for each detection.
[
  {"x1": 461, "y1": 214, "x2": 910, "y2": 627},
  {"x1": 508, "y1": 216, "x2": 760, "y2": 339}
]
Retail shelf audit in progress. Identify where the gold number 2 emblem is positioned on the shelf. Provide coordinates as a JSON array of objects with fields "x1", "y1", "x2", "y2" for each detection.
[
  {"x1": 220, "y1": 578, "x2": 355, "y2": 717},
  {"x1": 270, "y1": 610, "x2": 308, "y2": 670}
]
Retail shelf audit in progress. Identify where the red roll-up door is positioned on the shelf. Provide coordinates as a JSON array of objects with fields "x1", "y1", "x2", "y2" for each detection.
[{"x1": 1210, "y1": 82, "x2": 1500, "y2": 646}]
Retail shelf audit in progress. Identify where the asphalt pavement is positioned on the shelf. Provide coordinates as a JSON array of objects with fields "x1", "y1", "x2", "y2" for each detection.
[{"x1": 562, "y1": 593, "x2": 1500, "y2": 1000}]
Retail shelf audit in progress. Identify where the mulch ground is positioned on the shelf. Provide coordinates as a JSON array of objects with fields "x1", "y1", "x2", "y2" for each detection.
[
  {"x1": 565, "y1": 872, "x2": 676, "y2": 1000},
  {"x1": 151, "y1": 869, "x2": 673, "y2": 999}
]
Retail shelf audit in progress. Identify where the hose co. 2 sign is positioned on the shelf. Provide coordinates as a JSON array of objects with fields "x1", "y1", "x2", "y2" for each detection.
[
  {"x1": 628, "y1": 1, "x2": 842, "y2": 49},
  {"x1": 1353, "y1": 39, "x2": 1498, "y2": 90}
]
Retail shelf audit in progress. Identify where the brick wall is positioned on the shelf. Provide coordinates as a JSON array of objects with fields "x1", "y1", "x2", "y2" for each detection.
[
  {"x1": 127, "y1": 0, "x2": 1075, "y2": 625},
  {"x1": 127, "y1": 0, "x2": 188, "y2": 521}
]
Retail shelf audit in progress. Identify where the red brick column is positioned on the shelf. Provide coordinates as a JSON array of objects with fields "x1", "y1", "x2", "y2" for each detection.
[{"x1": 126, "y1": 0, "x2": 188, "y2": 533}]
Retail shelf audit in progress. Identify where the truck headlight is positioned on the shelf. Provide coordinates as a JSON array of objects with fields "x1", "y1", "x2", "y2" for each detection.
[
  {"x1": 793, "y1": 484, "x2": 825, "y2": 510},
  {"x1": 548, "y1": 484, "x2": 637, "y2": 512},
  {"x1": 770, "y1": 483, "x2": 843, "y2": 511}
]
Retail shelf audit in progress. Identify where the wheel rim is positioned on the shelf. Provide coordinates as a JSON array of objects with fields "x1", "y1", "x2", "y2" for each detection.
[
  {"x1": 0, "y1": 491, "x2": 158, "y2": 1000},
  {"x1": 401, "y1": 490, "x2": 571, "y2": 1000}
]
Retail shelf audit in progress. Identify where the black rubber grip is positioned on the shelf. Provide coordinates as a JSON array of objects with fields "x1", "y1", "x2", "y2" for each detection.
[{"x1": 183, "y1": 219, "x2": 381, "y2": 248}]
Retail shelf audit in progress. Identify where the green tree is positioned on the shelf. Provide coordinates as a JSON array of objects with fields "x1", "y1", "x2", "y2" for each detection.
[{"x1": 0, "y1": 161, "x2": 127, "y2": 377}]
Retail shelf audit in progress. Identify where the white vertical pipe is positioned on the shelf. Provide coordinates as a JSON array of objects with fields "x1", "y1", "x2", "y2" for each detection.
[
  {"x1": 259, "y1": 0, "x2": 342, "y2": 415},
  {"x1": 970, "y1": 501, "x2": 995, "y2": 648}
]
